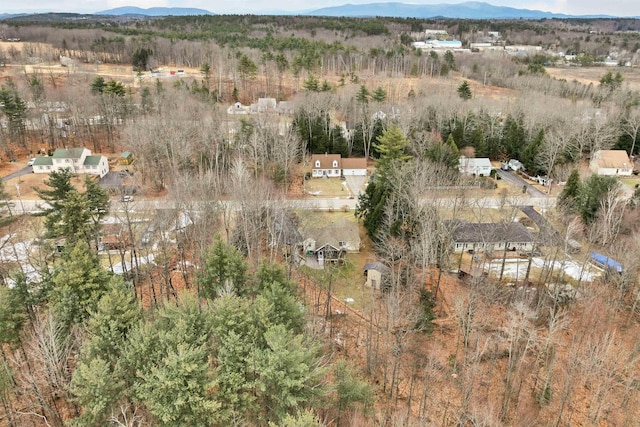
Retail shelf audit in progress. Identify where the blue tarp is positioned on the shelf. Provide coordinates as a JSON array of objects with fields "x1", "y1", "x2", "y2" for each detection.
[{"x1": 590, "y1": 251, "x2": 623, "y2": 273}]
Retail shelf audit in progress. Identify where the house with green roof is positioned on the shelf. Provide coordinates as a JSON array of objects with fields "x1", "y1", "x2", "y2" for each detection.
[{"x1": 32, "y1": 147, "x2": 109, "y2": 178}]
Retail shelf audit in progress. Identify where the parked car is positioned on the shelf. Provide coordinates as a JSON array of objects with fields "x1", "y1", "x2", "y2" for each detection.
[
  {"x1": 121, "y1": 195, "x2": 134, "y2": 202},
  {"x1": 27, "y1": 158, "x2": 36, "y2": 166}
]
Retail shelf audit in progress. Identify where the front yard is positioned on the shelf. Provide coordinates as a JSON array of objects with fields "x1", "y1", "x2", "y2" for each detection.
[{"x1": 303, "y1": 177, "x2": 351, "y2": 198}]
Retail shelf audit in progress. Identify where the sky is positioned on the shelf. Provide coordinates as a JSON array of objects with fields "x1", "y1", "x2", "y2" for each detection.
[{"x1": 4, "y1": 0, "x2": 640, "y2": 17}]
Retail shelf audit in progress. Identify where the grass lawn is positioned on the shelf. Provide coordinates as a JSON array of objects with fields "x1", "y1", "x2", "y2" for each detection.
[
  {"x1": 304, "y1": 178, "x2": 350, "y2": 197},
  {"x1": 299, "y1": 256, "x2": 370, "y2": 311},
  {"x1": 295, "y1": 209, "x2": 358, "y2": 230},
  {"x1": 619, "y1": 177, "x2": 640, "y2": 191}
]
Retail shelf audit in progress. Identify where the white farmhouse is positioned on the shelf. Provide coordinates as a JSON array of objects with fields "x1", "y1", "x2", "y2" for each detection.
[
  {"x1": 32, "y1": 148, "x2": 109, "y2": 178},
  {"x1": 590, "y1": 150, "x2": 633, "y2": 176},
  {"x1": 310, "y1": 154, "x2": 367, "y2": 178},
  {"x1": 458, "y1": 157, "x2": 492, "y2": 176}
]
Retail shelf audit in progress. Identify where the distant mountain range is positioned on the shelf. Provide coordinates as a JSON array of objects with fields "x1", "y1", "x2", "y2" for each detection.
[
  {"x1": 306, "y1": 1, "x2": 611, "y2": 19},
  {"x1": 0, "y1": 2, "x2": 628, "y2": 20},
  {"x1": 95, "y1": 7, "x2": 215, "y2": 17},
  {"x1": 0, "y1": 13, "x2": 27, "y2": 20}
]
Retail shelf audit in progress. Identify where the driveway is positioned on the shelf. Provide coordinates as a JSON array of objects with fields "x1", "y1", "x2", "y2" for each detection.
[
  {"x1": 2, "y1": 166, "x2": 32, "y2": 182},
  {"x1": 520, "y1": 205, "x2": 562, "y2": 246},
  {"x1": 344, "y1": 175, "x2": 367, "y2": 197},
  {"x1": 496, "y1": 169, "x2": 546, "y2": 198}
]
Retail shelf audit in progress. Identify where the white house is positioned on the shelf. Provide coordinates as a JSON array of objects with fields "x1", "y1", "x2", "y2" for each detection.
[
  {"x1": 458, "y1": 157, "x2": 492, "y2": 176},
  {"x1": 311, "y1": 154, "x2": 342, "y2": 178},
  {"x1": 590, "y1": 150, "x2": 633, "y2": 176},
  {"x1": 310, "y1": 154, "x2": 367, "y2": 178},
  {"x1": 32, "y1": 148, "x2": 109, "y2": 178}
]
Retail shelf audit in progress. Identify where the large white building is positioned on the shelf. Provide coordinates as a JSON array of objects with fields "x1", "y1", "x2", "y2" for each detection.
[{"x1": 32, "y1": 148, "x2": 109, "y2": 178}]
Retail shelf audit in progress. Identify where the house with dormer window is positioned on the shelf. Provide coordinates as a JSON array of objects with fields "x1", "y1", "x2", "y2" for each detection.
[
  {"x1": 310, "y1": 154, "x2": 367, "y2": 178},
  {"x1": 311, "y1": 154, "x2": 342, "y2": 178},
  {"x1": 32, "y1": 147, "x2": 109, "y2": 178}
]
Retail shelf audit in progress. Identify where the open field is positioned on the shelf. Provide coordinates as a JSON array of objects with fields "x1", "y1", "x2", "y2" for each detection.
[{"x1": 546, "y1": 65, "x2": 640, "y2": 90}]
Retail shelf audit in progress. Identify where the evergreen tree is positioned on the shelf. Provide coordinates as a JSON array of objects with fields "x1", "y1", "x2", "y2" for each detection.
[
  {"x1": 357, "y1": 125, "x2": 413, "y2": 239},
  {"x1": 0, "y1": 285, "x2": 27, "y2": 348},
  {"x1": 372, "y1": 86, "x2": 386, "y2": 102},
  {"x1": 49, "y1": 240, "x2": 112, "y2": 331},
  {"x1": 36, "y1": 171, "x2": 108, "y2": 245},
  {"x1": 251, "y1": 325, "x2": 324, "y2": 424},
  {"x1": 196, "y1": 235, "x2": 248, "y2": 298},
  {"x1": 303, "y1": 75, "x2": 319, "y2": 92},
  {"x1": 0, "y1": 85, "x2": 27, "y2": 144},
  {"x1": 131, "y1": 47, "x2": 153, "y2": 71},
  {"x1": 577, "y1": 174, "x2": 619, "y2": 224},
  {"x1": 332, "y1": 360, "x2": 374, "y2": 421},
  {"x1": 200, "y1": 62, "x2": 211, "y2": 88},
  {"x1": 444, "y1": 50, "x2": 456, "y2": 70},
  {"x1": 356, "y1": 85, "x2": 370, "y2": 104},
  {"x1": 559, "y1": 168, "x2": 581, "y2": 213},
  {"x1": 373, "y1": 125, "x2": 412, "y2": 174},
  {"x1": 35, "y1": 168, "x2": 75, "y2": 238},
  {"x1": 457, "y1": 80, "x2": 472, "y2": 100},
  {"x1": 426, "y1": 134, "x2": 460, "y2": 169},
  {"x1": 125, "y1": 295, "x2": 219, "y2": 427},
  {"x1": 81, "y1": 279, "x2": 141, "y2": 362},
  {"x1": 90, "y1": 76, "x2": 106, "y2": 94},
  {"x1": 103, "y1": 80, "x2": 126, "y2": 97},
  {"x1": 320, "y1": 80, "x2": 332, "y2": 92}
]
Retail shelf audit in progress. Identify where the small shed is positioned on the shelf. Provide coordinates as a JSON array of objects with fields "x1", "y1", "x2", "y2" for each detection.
[
  {"x1": 363, "y1": 262, "x2": 389, "y2": 290},
  {"x1": 119, "y1": 152, "x2": 134, "y2": 165}
]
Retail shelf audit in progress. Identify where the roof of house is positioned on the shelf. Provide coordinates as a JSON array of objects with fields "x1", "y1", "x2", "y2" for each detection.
[
  {"x1": 342, "y1": 158, "x2": 367, "y2": 169},
  {"x1": 83, "y1": 155, "x2": 104, "y2": 166},
  {"x1": 311, "y1": 154, "x2": 342, "y2": 170},
  {"x1": 593, "y1": 150, "x2": 632, "y2": 169},
  {"x1": 33, "y1": 157, "x2": 53, "y2": 166},
  {"x1": 52, "y1": 148, "x2": 87, "y2": 159},
  {"x1": 363, "y1": 262, "x2": 389, "y2": 272},
  {"x1": 302, "y1": 218, "x2": 360, "y2": 250},
  {"x1": 445, "y1": 220, "x2": 533, "y2": 244},
  {"x1": 459, "y1": 157, "x2": 492, "y2": 168}
]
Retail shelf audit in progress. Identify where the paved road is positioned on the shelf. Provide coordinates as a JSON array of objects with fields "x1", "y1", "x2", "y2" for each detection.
[
  {"x1": 1, "y1": 195, "x2": 556, "y2": 215},
  {"x1": 496, "y1": 169, "x2": 546, "y2": 198},
  {"x1": 2, "y1": 166, "x2": 32, "y2": 182}
]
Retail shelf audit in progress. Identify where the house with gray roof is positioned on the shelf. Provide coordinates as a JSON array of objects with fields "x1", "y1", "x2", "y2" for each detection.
[
  {"x1": 32, "y1": 147, "x2": 109, "y2": 177},
  {"x1": 301, "y1": 218, "x2": 360, "y2": 267},
  {"x1": 445, "y1": 220, "x2": 534, "y2": 254}
]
